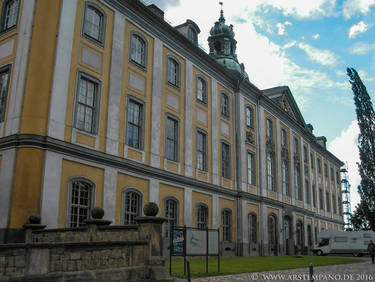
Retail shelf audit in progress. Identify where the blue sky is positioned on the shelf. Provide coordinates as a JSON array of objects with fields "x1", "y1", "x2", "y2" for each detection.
[{"x1": 143, "y1": 0, "x2": 375, "y2": 211}]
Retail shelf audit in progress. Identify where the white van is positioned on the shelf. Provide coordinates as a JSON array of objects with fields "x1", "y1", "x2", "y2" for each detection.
[{"x1": 313, "y1": 230, "x2": 375, "y2": 256}]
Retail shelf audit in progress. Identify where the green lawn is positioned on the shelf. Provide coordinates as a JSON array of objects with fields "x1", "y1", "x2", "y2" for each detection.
[{"x1": 166, "y1": 256, "x2": 363, "y2": 278}]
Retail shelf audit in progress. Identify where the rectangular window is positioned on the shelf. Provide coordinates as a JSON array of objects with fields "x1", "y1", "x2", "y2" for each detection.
[
  {"x1": 130, "y1": 33, "x2": 146, "y2": 67},
  {"x1": 0, "y1": 66, "x2": 10, "y2": 122},
  {"x1": 326, "y1": 191, "x2": 330, "y2": 212},
  {"x1": 303, "y1": 146, "x2": 308, "y2": 163},
  {"x1": 222, "y1": 210, "x2": 232, "y2": 242},
  {"x1": 330, "y1": 167, "x2": 334, "y2": 181},
  {"x1": 126, "y1": 98, "x2": 143, "y2": 149},
  {"x1": 317, "y1": 158, "x2": 321, "y2": 174},
  {"x1": 295, "y1": 165, "x2": 301, "y2": 200},
  {"x1": 312, "y1": 184, "x2": 316, "y2": 207},
  {"x1": 319, "y1": 188, "x2": 324, "y2": 210},
  {"x1": 324, "y1": 163, "x2": 328, "y2": 178},
  {"x1": 75, "y1": 74, "x2": 100, "y2": 134},
  {"x1": 196, "y1": 130, "x2": 207, "y2": 171},
  {"x1": 247, "y1": 151, "x2": 255, "y2": 185},
  {"x1": 165, "y1": 116, "x2": 179, "y2": 161},
  {"x1": 305, "y1": 180, "x2": 310, "y2": 204},
  {"x1": 1, "y1": 0, "x2": 19, "y2": 31},
  {"x1": 338, "y1": 196, "x2": 342, "y2": 215},
  {"x1": 333, "y1": 195, "x2": 337, "y2": 214},
  {"x1": 281, "y1": 129, "x2": 287, "y2": 147},
  {"x1": 167, "y1": 57, "x2": 180, "y2": 87},
  {"x1": 294, "y1": 137, "x2": 299, "y2": 155},
  {"x1": 266, "y1": 118, "x2": 273, "y2": 139},
  {"x1": 83, "y1": 2, "x2": 105, "y2": 44},
  {"x1": 197, "y1": 205, "x2": 208, "y2": 229},
  {"x1": 221, "y1": 142, "x2": 231, "y2": 179},
  {"x1": 310, "y1": 153, "x2": 314, "y2": 169},
  {"x1": 282, "y1": 160, "x2": 289, "y2": 196},
  {"x1": 221, "y1": 93, "x2": 230, "y2": 118}
]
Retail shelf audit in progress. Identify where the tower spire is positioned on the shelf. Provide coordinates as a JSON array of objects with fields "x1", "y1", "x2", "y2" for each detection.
[{"x1": 219, "y1": 2, "x2": 225, "y2": 22}]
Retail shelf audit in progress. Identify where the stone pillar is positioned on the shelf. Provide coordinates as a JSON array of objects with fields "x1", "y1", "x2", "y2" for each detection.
[
  {"x1": 23, "y1": 215, "x2": 46, "y2": 243},
  {"x1": 136, "y1": 202, "x2": 167, "y2": 258}
]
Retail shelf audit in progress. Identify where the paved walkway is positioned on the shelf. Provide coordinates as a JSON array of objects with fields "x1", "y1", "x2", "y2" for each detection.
[{"x1": 176, "y1": 257, "x2": 375, "y2": 282}]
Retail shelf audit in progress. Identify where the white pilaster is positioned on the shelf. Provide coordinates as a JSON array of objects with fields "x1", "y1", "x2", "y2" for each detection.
[
  {"x1": 40, "y1": 151, "x2": 62, "y2": 228},
  {"x1": 211, "y1": 79, "x2": 219, "y2": 185},
  {"x1": 103, "y1": 167, "x2": 117, "y2": 222},
  {"x1": 0, "y1": 149, "x2": 16, "y2": 228},
  {"x1": 212, "y1": 194, "x2": 219, "y2": 229},
  {"x1": 149, "y1": 179, "x2": 160, "y2": 204},
  {"x1": 184, "y1": 60, "x2": 193, "y2": 177},
  {"x1": 184, "y1": 188, "x2": 192, "y2": 227},
  {"x1": 105, "y1": 12, "x2": 125, "y2": 155},
  {"x1": 46, "y1": 0, "x2": 77, "y2": 139}
]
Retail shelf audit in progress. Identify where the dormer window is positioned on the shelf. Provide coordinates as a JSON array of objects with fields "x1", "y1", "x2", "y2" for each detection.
[{"x1": 188, "y1": 27, "x2": 197, "y2": 45}]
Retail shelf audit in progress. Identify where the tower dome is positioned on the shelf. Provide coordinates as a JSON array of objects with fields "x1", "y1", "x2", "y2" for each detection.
[{"x1": 208, "y1": 3, "x2": 248, "y2": 79}]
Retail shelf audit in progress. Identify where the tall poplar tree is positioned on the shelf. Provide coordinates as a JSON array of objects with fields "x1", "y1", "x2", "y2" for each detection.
[{"x1": 347, "y1": 67, "x2": 375, "y2": 231}]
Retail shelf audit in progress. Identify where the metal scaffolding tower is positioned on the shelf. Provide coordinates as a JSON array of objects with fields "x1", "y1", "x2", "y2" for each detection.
[{"x1": 340, "y1": 166, "x2": 352, "y2": 230}]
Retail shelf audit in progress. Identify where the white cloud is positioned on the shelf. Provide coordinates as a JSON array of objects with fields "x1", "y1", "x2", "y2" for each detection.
[
  {"x1": 312, "y1": 33, "x2": 320, "y2": 40},
  {"x1": 298, "y1": 42, "x2": 339, "y2": 67},
  {"x1": 328, "y1": 121, "x2": 361, "y2": 212},
  {"x1": 335, "y1": 69, "x2": 346, "y2": 76},
  {"x1": 282, "y1": 40, "x2": 297, "y2": 49},
  {"x1": 348, "y1": 21, "x2": 369, "y2": 39},
  {"x1": 350, "y1": 42, "x2": 375, "y2": 55},
  {"x1": 276, "y1": 21, "x2": 292, "y2": 35},
  {"x1": 261, "y1": 0, "x2": 337, "y2": 19},
  {"x1": 343, "y1": 0, "x2": 375, "y2": 19}
]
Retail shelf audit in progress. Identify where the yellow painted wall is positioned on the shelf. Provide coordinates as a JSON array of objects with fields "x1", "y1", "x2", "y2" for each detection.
[
  {"x1": 64, "y1": 0, "x2": 114, "y2": 152},
  {"x1": 219, "y1": 197, "x2": 235, "y2": 241},
  {"x1": 159, "y1": 46, "x2": 185, "y2": 173},
  {"x1": 217, "y1": 84, "x2": 234, "y2": 188},
  {"x1": 58, "y1": 159, "x2": 104, "y2": 227},
  {"x1": 118, "y1": 21, "x2": 154, "y2": 163},
  {"x1": 20, "y1": 0, "x2": 61, "y2": 134},
  {"x1": 115, "y1": 172, "x2": 149, "y2": 224},
  {"x1": 192, "y1": 191, "x2": 212, "y2": 228},
  {"x1": 192, "y1": 67, "x2": 212, "y2": 181},
  {"x1": 159, "y1": 184, "x2": 184, "y2": 226},
  {"x1": 9, "y1": 148, "x2": 44, "y2": 228}
]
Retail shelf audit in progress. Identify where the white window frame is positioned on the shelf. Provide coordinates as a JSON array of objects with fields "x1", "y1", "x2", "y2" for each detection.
[
  {"x1": 82, "y1": 1, "x2": 106, "y2": 46},
  {"x1": 122, "y1": 188, "x2": 142, "y2": 225}
]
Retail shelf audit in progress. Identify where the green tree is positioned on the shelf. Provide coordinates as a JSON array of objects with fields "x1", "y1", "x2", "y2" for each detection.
[
  {"x1": 351, "y1": 200, "x2": 370, "y2": 231},
  {"x1": 347, "y1": 67, "x2": 375, "y2": 231}
]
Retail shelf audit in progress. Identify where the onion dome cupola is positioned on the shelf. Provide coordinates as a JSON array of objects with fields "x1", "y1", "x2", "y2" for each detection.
[{"x1": 208, "y1": 2, "x2": 248, "y2": 79}]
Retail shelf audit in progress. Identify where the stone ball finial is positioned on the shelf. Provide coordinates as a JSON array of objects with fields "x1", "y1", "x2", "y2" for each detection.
[
  {"x1": 143, "y1": 202, "x2": 159, "y2": 216},
  {"x1": 28, "y1": 214, "x2": 41, "y2": 224},
  {"x1": 91, "y1": 206, "x2": 104, "y2": 219}
]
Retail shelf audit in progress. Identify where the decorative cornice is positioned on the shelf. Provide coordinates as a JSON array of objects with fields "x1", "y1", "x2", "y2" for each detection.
[{"x1": 0, "y1": 134, "x2": 344, "y2": 226}]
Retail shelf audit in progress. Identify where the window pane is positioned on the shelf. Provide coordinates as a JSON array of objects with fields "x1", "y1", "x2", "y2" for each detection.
[
  {"x1": 84, "y1": 6, "x2": 103, "y2": 41},
  {"x1": 76, "y1": 76, "x2": 97, "y2": 133},
  {"x1": 124, "y1": 191, "x2": 141, "y2": 224},
  {"x1": 130, "y1": 34, "x2": 146, "y2": 66},
  {"x1": 69, "y1": 180, "x2": 92, "y2": 227},
  {"x1": 166, "y1": 117, "x2": 178, "y2": 161},
  {"x1": 3, "y1": 0, "x2": 18, "y2": 30},
  {"x1": 0, "y1": 69, "x2": 10, "y2": 122},
  {"x1": 127, "y1": 100, "x2": 143, "y2": 149}
]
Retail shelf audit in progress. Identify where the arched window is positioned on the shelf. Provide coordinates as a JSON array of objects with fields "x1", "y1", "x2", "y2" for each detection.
[
  {"x1": 268, "y1": 214, "x2": 277, "y2": 254},
  {"x1": 296, "y1": 220, "x2": 304, "y2": 249},
  {"x1": 68, "y1": 178, "x2": 95, "y2": 227},
  {"x1": 130, "y1": 32, "x2": 147, "y2": 67},
  {"x1": 196, "y1": 76, "x2": 207, "y2": 104},
  {"x1": 266, "y1": 151, "x2": 274, "y2": 191},
  {"x1": 307, "y1": 224, "x2": 312, "y2": 247},
  {"x1": 248, "y1": 213, "x2": 257, "y2": 244},
  {"x1": 282, "y1": 160, "x2": 289, "y2": 195},
  {"x1": 164, "y1": 197, "x2": 179, "y2": 237},
  {"x1": 222, "y1": 209, "x2": 232, "y2": 242},
  {"x1": 188, "y1": 27, "x2": 197, "y2": 44},
  {"x1": 196, "y1": 203, "x2": 208, "y2": 229},
  {"x1": 122, "y1": 188, "x2": 142, "y2": 224},
  {"x1": 1, "y1": 0, "x2": 19, "y2": 31},
  {"x1": 83, "y1": 2, "x2": 106, "y2": 44},
  {"x1": 167, "y1": 56, "x2": 180, "y2": 87},
  {"x1": 246, "y1": 106, "x2": 254, "y2": 128},
  {"x1": 220, "y1": 92, "x2": 230, "y2": 118}
]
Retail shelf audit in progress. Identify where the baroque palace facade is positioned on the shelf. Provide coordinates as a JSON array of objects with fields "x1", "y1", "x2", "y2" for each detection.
[{"x1": 0, "y1": 0, "x2": 344, "y2": 256}]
